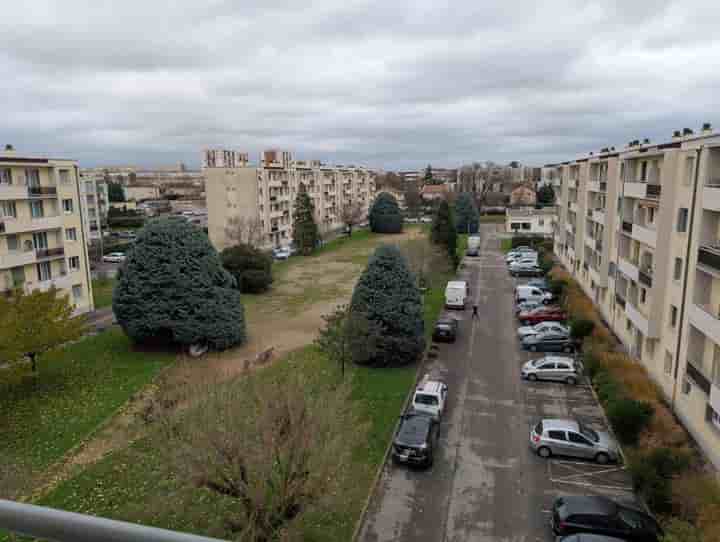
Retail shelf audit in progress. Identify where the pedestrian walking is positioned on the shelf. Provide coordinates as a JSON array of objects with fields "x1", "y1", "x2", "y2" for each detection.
[{"x1": 472, "y1": 303, "x2": 479, "y2": 319}]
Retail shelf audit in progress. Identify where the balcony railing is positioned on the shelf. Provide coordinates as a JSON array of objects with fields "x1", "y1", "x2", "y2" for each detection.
[
  {"x1": 36, "y1": 247, "x2": 65, "y2": 259},
  {"x1": 615, "y1": 292, "x2": 627, "y2": 308},
  {"x1": 600, "y1": 182, "x2": 607, "y2": 192},
  {"x1": 0, "y1": 221, "x2": 4, "y2": 233},
  {"x1": 28, "y1": 186, "x2": 57, "y2": 197},
  {"x1": 622, "y1": 221, "x2": 633, "y2": 233},
  {"x1": 638, "y1": 268, "x2": 653, "y2": 287},
  {"x1": 698, "y1": 245, "x2": 720, "y2": 273},
  {"x1": 647, "y1": 184, "x2": 662, "y2": 198},
  {"x1": 686, "y1": 361, "x2": 712, "y2": 395}
]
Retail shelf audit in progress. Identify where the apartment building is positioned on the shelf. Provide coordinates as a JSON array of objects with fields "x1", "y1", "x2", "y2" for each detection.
[
  {"x1": 205, "y1": 149, "x2": 376, "y2": 251},
  {"x1": 550, "y1": 123, "x2": 720, "y2": 469},
  {"x1": 78, "y1": 172, "x2": 106, "y2": 245},
  {"x1": 0, "y1": 148, "x2": 94, "y2": 314}
]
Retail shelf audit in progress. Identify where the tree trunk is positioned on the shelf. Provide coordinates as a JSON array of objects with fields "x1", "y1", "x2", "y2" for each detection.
[{"x1": 29, "y1": 353, "x2": 37, "y2": 373}]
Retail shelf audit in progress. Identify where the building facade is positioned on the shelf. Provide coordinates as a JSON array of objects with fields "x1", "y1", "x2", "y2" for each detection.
[
  {"x1": 550, "y1": 124, "x2": 720, "y2": 469},
  {"x1": 0, "y1": 149, "x2": 94, "y2": 314},
  {"x1": 78, "y1": 173, "x2": 105, "y2": 245},
  {"x1": 205, "y1": 149, "x2": 376, "y2": 251},
  {"x1": 510, "y1": 184, "x2": 537, "y2": 206},
  {"x1": 506, "y1": 207, "x2": 555, "y2": 235}
]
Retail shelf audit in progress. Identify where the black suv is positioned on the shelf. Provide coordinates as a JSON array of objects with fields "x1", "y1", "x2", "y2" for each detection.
[
  {"x1": 392, "y1": 411, "x2": 439, "y2": 468},
  {"x1": 552, "y1": 496, "x2": 663, "y2": 541},
  {"x1": 432, "y1": 318, "x2": 458, "y2": 342}
]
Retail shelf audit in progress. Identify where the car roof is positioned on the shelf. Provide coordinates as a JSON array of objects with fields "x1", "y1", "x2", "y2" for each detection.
[
  {"x1": 562, "y1": 534, "x2": 626, "y2": 542},
  {"x1": 416, "y1": 380, "x2": 445, "y2": 395},
  {"x1": 558, "y1": 495, "x2": 618, "y2": 517},
  {"x1": 542, "y1": 418, "x2": 580, "y2": 431},
  {"x1": 447, "y1": 281, "x2": 467, "y2": 288},
  {"x1": 436, "y1": 317, "x2": 457, "y2": 325},
  {"x1": 540, "y1": 355, "x2": 575, "y2": 364}
]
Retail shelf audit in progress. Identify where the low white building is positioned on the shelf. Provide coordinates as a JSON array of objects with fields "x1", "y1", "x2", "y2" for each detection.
[{"x1": 506, "y1": 207, "x2": 556, "y2": 235}]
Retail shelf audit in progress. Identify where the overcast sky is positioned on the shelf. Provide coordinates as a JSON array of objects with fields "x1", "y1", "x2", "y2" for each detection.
[{"x1": 2, "y1": 1, "x2": 719, "y2": 170}]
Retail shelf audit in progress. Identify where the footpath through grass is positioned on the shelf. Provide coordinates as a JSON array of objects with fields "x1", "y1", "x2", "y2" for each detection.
[
  {"x1": 38, "y1": 232, "x2": 457, "y2": 542},
  {"x1": 0, "y1": 329, "x2": 174, "y2": 496}
]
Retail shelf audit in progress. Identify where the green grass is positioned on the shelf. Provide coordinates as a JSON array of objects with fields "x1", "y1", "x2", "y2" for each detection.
[
  {"x1": 0, "y1": 329, "x2": 174, "y2": 476},
  {"x1": 501, "y1": 238, "x2": 513, "y2": 252},
  {"x1": 479, "y1": 214, "x2": 505, "y2": 223},
  {"x1": 91, "y1": 277, "x2": 116, "y2": 309},
  {"x1": 37, "y1": 234, "x2": 457, "y2": 542}
]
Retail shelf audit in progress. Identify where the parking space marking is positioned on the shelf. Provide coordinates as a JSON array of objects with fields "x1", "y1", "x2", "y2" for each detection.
[{"x1": 548, "y1": 460, "x2": 633, "y2": 493}]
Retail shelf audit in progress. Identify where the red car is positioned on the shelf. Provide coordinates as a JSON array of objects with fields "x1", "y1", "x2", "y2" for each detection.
[{"x1": 517, "y1": 306, "x2": 567, "y2": 326}]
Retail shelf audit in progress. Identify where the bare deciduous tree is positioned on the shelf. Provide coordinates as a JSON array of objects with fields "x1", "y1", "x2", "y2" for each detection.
[
  {"x1": 225, "y1": 216, "x2": 264, "y2": 248},
  {"x1": 404, "y1": 180, "x2": 422, "y2": 219},
  {"x1": 340, "y1": 201, "x2": 364, "y2": 237},
  {"x1": 156, "y1": 371, "x2": 366, "y2": 542},
  {"x1": 400, "y1": 238, "x2": 447, "y2": 290}
]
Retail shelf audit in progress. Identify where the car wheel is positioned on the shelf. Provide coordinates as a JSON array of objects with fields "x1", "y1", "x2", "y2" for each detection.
[
  {"x1": 528, "y1": 373, "x2": 538, "y2": 381},
  {"x1": 522, "y1": 320, "x2": 531, "y2": 326},
  {"x1": 426, "y1": 449, "x2": 434, "y2": 468},
  {"x1": 566, "y1": 376, "x2": 577, "y2": 386},
  {"x1": 563, "y1": 345, "x2": 573, "y2": 353},
  {"x1": 530, "y1": 345, "x2": 538, "y2": 352},
  {"x1": 595, "y1": 452, "x2": 610, "y2": 465},
  {"x1": 537, "y1": 446, "x2": 552, "y2": 459}
]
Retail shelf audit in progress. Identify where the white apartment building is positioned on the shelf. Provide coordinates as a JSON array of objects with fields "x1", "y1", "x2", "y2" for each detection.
[
  {"x1": 506, "y1": 207, "x2": 556, "y2": 235},
  {"x1": 0, "y1": 148, "x2": 94, "y2": 314},
  {"x1": 551, "y1": 123, "x2": 720, "y2": 469},
  {"x1": 204, "y1": 149, "x2": 376, "y2": 250},
  {"x1": 79, "y1": 172, "x2": 105, "y2": 244}
]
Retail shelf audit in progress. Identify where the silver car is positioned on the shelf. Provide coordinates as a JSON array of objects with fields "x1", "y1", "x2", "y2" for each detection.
[
  {"x1": 517, "y1": 321, "x2": 569, "y2": 339},
  {"x1": 520, "y1": 356, "x2": 582, "y2": 385},
  {"x1": 529, "y1": 418, "x2": 619, "y2": 464}
]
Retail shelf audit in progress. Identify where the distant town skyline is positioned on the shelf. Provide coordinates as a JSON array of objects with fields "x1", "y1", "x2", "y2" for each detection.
[{"x1": 3, "y1": 1, "x2": 718, "y2": 169}]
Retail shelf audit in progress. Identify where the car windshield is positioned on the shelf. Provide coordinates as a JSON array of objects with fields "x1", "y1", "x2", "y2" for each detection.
[
  {"x1": 436, "y1": 324, "x2": 452, "y2": 331},
  {"x1": 415, "y1": 393, "x2": 438, "y2": 406},
  {"x1": 578, "y1": 423, "x2": 599, "y2": 442}
]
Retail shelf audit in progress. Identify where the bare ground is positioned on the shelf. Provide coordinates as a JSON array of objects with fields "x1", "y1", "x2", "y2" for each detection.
[{"x1": 33, "y1": 230, "x2": 422, "y2": 498}]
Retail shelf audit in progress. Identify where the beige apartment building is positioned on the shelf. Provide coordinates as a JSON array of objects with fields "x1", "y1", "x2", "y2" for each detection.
[
  {"x1": 550, "y1": 124, "x2": 720, "y2": 469},
  {"x1": 204, "y1": 149, "x2": 376, "y2": 251},
  {"x1": 0, "y1": 148, "x2": 94, "y2": 314}
]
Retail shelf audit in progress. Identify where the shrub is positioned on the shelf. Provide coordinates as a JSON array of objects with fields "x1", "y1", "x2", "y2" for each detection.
[
  {"x1": 548, "y1": 278, "x2": 567, "y2": 298},
  {"x1": 431, "y1": 199, "x2": 458, "y2": 268},
  {"x1": 570, "y1": 319, "x2": 595, "y2": 341},
  {"x1": 672, "y1": 472, "x2": 720, "y2": 524},
  {"x1": 660, "y1": 519, "x2": 704, "y2": 542},
  {"x1": 594, "y1": 370, "x2": 621, "y2": 404},
  {"x1": 114, "y1": 217, "x2": 246, "y2": 350},
  {"x1": 220, "y1": 243, "x2": 273, "y2": 294},
  {"x1": 369, "y1": 192, "x2": 403, "y2": 234},
  {"x1": 644, "y1": 447, "x2": 692, "y2": 477},
  {"x1": 607, "y1": 398, "x2": 653, "y2": 445},
  {"x1": 350, "y1": 244, "x2": 424, "y2": 366},
  {"x1": 628, "y1": 453, "x2": 672, "y2": 513},
  {"x1": 454, "y1": 193, "x2": 479, "y2": 234}
]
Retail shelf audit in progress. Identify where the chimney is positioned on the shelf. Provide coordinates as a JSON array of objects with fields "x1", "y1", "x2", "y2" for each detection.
[
  {"x1": 611, "y1": 146, "x2": 616, "y2": 151},
  {"x1": 672, "y1": 130, "x2": 682, "y2": 140},
  {"x1": 2, "y1": 144, "x2": 16, "y2": 156},
  {"x1": 643, "y1": 138, "x2": 650, "y2": 144},
  {"x1": 702, "y1": 122, "x2": 713, "y2": 135},
  {"x1": 683, "y1": 128, "x2": 694, "y2": 136}
]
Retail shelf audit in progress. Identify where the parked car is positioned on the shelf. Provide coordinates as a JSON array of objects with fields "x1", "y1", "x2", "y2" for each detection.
[
  {"x1": 530, "y1": 419, "x2": 620, "y2": 464},
  {"x1": 411, "y1": 375, "x2": 448, "y2": 420},
  {"x1": 445, "y1": 280, "x2": 469, "y2": 310},
  {"x1": 419, "y1": 216, "x2": 433, "y2": 223},
  {"x1": 510, "y1": 262, "x2": 543, "y2": 277},
  {"x1": 272, "y1": 247, "x2": 291, "y2": 260},
  {"x1": 552, "y1": 496, "x2": 663, "y2": 541},
  {"x1": 521, "y1": 356, "x2": 582, "y2": 384},
  {"x1": 517, "y1": 306, "x2": 567, "y2": 326},
  {"x1": 392, "y1": 411, "x2": 439, "y2": 468},
  {"x1": 515, "y1": 285, "x2": 553, "y2": 304},
  {"x1": 517, "y1": 321, "x2": 569, "y2": 339},
  {"x1": 433, "y1": 318, "x2": 458, "y2": 342},
  {"x1": 102, "y1": 252, "x2": 126, "y2": 263},
  {"x1": 515, "y1": 300, "x2": 544, "y2": 315},
  {"x1": 521, "y1": 330, "x2": 576, "y2": 353},
  {"x1": 506, "y1": 251, "x2": 537, "y2": 264},
  {"x1": 527, "y1": 278, "x2": 550, "y2": 290}
]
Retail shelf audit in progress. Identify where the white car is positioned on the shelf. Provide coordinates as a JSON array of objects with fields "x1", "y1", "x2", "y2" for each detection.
[
  {"x1": 419, "y1": 216, "x2": 433, "y2": 223},
  {"x1": 272, "y1": 247, "x2": 291, "y2": 260},
  {"x1": 517, "y1": 321, "x2": 569, "y2": 339},
  {"x1": 506, "y1": 250, "x2": 537, "y2": 264},
  {"x1": 103, "y1": 252, "x2": 126, "y2": 263},
  {"x1": 411, "y1": 375, "x2": 448, "y2": 420}
]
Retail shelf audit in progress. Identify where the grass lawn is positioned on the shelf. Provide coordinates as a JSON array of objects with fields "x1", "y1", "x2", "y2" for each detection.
[
  {"x1": 91, "y1": 277, "x2": 116, "y2": 309},
  {"x1": 501, "y1": 238, "x2": 513, "y2": 252},
  {"x1": 479, "y1": 214, "x2": 505, "y2": 223},
  {"x1": 38, "y1": 234, "x2": 456, "y2": 542},
  {"x1": 0, "y1": 329, "x2": 174, "y2": 488}
]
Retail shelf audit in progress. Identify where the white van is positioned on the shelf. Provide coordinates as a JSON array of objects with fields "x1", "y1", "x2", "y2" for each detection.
[
  {"x1": 515, "y1": 285, "x2": 552, "y2": 304},
  {"x1": 412, "y1": 375, "x2": 448, "y2": 420},
  {"x1": 445, "y1": 280, "x2": 469, "y2": 309},
  {"x1": 466, "y1": 236, "x2": 481, "y2": 257}
]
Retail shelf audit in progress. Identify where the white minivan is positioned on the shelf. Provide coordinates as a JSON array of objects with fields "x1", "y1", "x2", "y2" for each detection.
[
  {"x1": 445, "y1": 280, "x2": 469, "y2": 309},
  {"x1": 515, "y1": 285, "x2": 552, "y2": 304}
]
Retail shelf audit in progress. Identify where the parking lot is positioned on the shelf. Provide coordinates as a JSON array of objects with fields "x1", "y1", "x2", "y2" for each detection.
[{"x1": 358, "y1": 226, "x2": 635, "y2": 542}]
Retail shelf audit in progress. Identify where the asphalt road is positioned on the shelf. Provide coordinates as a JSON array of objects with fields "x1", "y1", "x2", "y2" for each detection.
[{"x1": 358, "y1": 225, "x2": 634, "y2": 542}]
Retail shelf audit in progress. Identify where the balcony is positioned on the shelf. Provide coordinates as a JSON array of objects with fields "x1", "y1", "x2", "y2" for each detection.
[
  {"x1": 685, "y1": 360, "x2": 711, "y2": 395},
  {"x1": 568, "y1": 178, "x2": 578, "y2": 189},
  {"x1": 26, "y1": 271, "x2": 77, "y2": 293},
  {"x1": 592, "y1": 209, "x2": 606, "y2": 225},
  {"x1": 622, "y1": 221, "x2": 632, "y2": 233},
  {"x1": 624, "y1": 181, "x2": 661, "y2": 200},
  {"x1": 711, "y1": 384, "x2": 720, "y2": 418},
  {"x1": 36, "y1": 247, "x2": 65, "y2": 260},
  {"x1": 615, "y1": 292, "x2": 627, "y2": 308},
  {"x1": 618, "y1": 257, "x2": 640, "y2": 282},
  {"x1": 626, "y1": 300, "x2": 652, "y2": 337},
  {"x1": 28, "y1": 186, "x2": 58, "y2": 198},
  {"x1": 595, "y1": 239, "x2": 603, "y2": 253},
  {"x1": 690, "y1": 303, "x2": 720, "y2": 349},
  {"x1": 698, "y1": 245, "x2": 720, "y2": 274},
  {"x1": 0, "y1": 249, "x2": 37, "y2": 268},
  {"x1": 632, "y1": 223, "x2": 657, "y2": 248},
  {"x1": 0, "y1": 184, "x2": 30, "y2": 200},
  {"x1": 1, "y1": 214, "x2": 64, "y2": 235},
  {"x1": 638, "y1": 268, "x2": 653, "y2": 288},
  {"x1": 569, "y1": 201, "x2": 578, "y2": 213},
  {"x1": 702, "y1": 183, "x2": 720, "y2": 212}
]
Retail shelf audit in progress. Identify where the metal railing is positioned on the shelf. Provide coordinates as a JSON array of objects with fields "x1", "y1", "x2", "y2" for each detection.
[
  {"x1": 647, "y1": 184, "x2": 662, "y2": 198},
  {"x1": 638, "y1": 269, "x2": 653, "y2": 288},
  {"x1": 28, "y1": 186, "x2": 57, "y2": 197},
  {"x1": 698, "y1": 245, "x2": 720, "y2": 272},
  {"x1": 36, "y1": 247, "x2": 65, "y2": 259},
  {"x1": 622, "y1": 221, "x2": 633, "y2": 233},
  {"x1": 0, "y1": 499, "x2": 226, "y2": 542},
  {"x1": 615, "y1": 292, "x2": 626, "y2": 308}
]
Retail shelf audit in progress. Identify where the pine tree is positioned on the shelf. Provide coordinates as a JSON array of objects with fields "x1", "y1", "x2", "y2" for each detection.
[
  {"x1": 368, "y1": 192, "x2": 403, "y2": 234},
  {"x1": 431, "y1": 199, "x2": 458, "y2": 267},
  {"x1": 350, "y1": 245, "x2": 424, "y2": 366},
  {"x1": 292, "y1": 183, "x2": 319, "y2": 255},
  {"x1": 424, "y1": 164, "x2": 433, "y2": 183},
  {"x1": 114, "y1": 217, "x2": 246, "y2": 350},
  {"x1": 455, "y1": 192, "x2": 479, "y2": 233}
]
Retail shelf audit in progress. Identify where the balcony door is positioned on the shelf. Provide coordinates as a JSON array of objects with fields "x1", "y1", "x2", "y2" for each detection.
[
  {"x1": 25, "y1": 168, "x2": 40, "y2": 188},
  {"x1": 33, "y1": 232, "x2": 48, "y2": 250},
  {"x1": 36, "y1": 261, "x2": 52, "y2": 282}
]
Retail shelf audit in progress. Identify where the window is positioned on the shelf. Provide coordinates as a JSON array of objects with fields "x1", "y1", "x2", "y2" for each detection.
[
  {"x1": 677, "y1": 208, "x2": 688, "y2": 232},
  {"x1": 547, "y1": 430, "x2": 567, "y2": 441},
  {"x1": 72, "y1": 285, "x2": 82, "y2": 300},
  {"x1": 85, "y1": 181, "x2": 93, "y2": 192},
  {"x1": 59, "y1": 170, "x2": 70, "y2": 184},
  {"x1": 568, "y1": 432, "x2": 591, "y2": 446},
  {"x1": 626, "y1": 317, "x2": 632, "y2": 332},
  {"x1": 521, "y1": 222, "x2": 531, "y2": 230},
  {"x1": 0, "y1": 201, "x2": 17, "y2": 218},
  {"x1": 10, "y1": 266, "x2": 25, "y2": 287},
  {"x1": 685, "y1": 157, "x2": 695, "y2": 186},
  {"x1": 6, "y1": 234, "x2": 18, "y2": 251},
  {"x1": 640, "y1": 161, "x2": 648, "y2": 181},
  {"x1": 640, "y1": 288, "x2": 647, "y2": 303},
  {"x1": 0, "y1": 168, "x2": 11, "y2": 185},
  {"x1": 670, "y1": 305, "x2": 678, "y2": 327},
  {"x1": 30, "y1": 200, "x2": 44, "y2": 218},
  {"x1": 556, "y1": 363, "x2": 571, "y2": 370},
  {"x1": 63, "y1": 199, "x2": 74, "y2": 213},
  {"x1": 32, "y1": 232, "x2": 48, "y2": 250},
  {"x1": 68, "y1": 256, "x2": 80, "y2": 271},
  {"x1": 25, "y1": 168, "x2": 40, "y2": 187},
  {"x1": 665, "y1": 352, "x2": 674, "y2": 375},
  {"x1": 539, "y1": 219, "x2": 544, "y2": 226},
  {"x1": 648, "y1": 207, "x2": 656, "y2": 225},
  {"x1": 674, "y1": 258, "x2": 683, "y2": 281},
  {"x1": 65, "y1": 227, "x2": 77, "y2": 241},
  {"x1": 36, "y1": 261, "x2": 52, "y2": 281}
]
